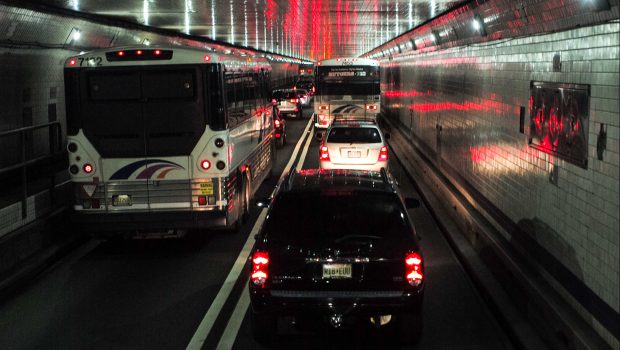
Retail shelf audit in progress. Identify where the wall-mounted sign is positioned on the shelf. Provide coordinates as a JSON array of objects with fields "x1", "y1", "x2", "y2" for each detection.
[{"x1": 529, "y1": 82, "x2": 590, "y2": 168}]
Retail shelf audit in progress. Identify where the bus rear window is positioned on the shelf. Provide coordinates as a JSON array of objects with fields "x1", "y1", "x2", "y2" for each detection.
[
  {"x1": 88, "y1": 73, "x2": 141, "y2": 101},
  {"x1": 87, "y1": 69, "x2": 196, "y2": 101},
  {"x1": 142, "y1": 71, "x2": 195, "y2": 100}
]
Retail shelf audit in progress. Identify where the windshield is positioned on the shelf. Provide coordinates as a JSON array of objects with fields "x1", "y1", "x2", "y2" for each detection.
[
  {"x1": 327, "y1": 127, "x2": 382, "y2": 143},
  {"x1": 263, "y1": 192, "x2": 411, "y2": 246}
]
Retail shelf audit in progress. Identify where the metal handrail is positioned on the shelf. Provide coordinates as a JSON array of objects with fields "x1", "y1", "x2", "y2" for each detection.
[{"x1": 0, "y1": 121, "x2": 63, "y2": 218}]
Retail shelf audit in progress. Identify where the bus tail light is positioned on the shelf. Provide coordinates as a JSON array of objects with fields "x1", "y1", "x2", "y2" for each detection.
[
  {"x1": 320, "y1": 145, "x2": 330, "y2": 161},
  {"x1": 405, "y1": 252, "x2": 423, "y2": 287},
  {"x1": 198, "y1": 196, "x2": 207, "y2": 206},
  {"x1": 378, "y1": 146, "x2": 388, "y2": 161},
  {"x1": 318, "y1": 105, "x2": 329, "y2": 111},
  {"x1": 366, "y1": 104, "x2": 378, "y2": 110},
  {"x1": 290, "y1": 98, "x2": 299, "y2": 103},
  {"x1": 251, "y1": 251, "x2": 269, "y2": 287},
  {"x1": 200, "y1": 160, "x2": 211, "y2": 170},
  {"x1": 83, "y1": 163, "x2": 94, "y2": 174}
]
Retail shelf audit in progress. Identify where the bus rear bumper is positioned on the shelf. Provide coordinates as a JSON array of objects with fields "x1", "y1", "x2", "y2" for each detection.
[{"x1": 71, "y1": 210, "x2": 228, "y2": 234}]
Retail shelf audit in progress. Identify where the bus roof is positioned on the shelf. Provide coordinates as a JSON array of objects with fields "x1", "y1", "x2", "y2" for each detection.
[
  {"x1": 318, "y1": 57, "x2": 379, "y2": 67},
  {"x1": 64, "y1": 46, "x2": 271, "y2": 71}
]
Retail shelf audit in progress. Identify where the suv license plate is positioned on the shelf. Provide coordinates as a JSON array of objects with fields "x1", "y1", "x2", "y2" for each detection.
[
  {"x1": 347, "y1": 151, "x2": 361, "y2": 158},
  {"x1": 322, "y1": 264, "x2": 352, "y2": 279},
  {"x1": 112, "y1": 194, "x2": 132, "y2": 206}
]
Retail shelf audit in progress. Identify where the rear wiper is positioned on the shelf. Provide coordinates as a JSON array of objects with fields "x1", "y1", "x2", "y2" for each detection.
[{"x1": 334, "y1": 235, "x2": 381, "y2": 244}]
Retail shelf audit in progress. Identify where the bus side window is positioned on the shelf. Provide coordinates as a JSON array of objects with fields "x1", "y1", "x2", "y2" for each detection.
[{"x1": 207, "y1": 64, "x2": 227, "y2": 131}]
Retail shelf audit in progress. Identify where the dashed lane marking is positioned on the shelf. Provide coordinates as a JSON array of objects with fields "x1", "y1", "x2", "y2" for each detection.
[{"x1": 186, "y1": 117, "x2": 314, "y2": 350}]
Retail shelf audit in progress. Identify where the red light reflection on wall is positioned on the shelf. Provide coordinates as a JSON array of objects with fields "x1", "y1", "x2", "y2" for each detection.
[
  {"x1": 384, "y1": 90, "x2": 431, "y2": 98},
  {"x1": 409, "y1": 99, "x2": 506, "y2": 113}
]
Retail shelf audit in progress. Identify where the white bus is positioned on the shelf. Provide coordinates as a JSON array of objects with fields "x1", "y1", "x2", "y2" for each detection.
[
  {"x1": 313, "y1": 58, "x2": 380, "y2": 137},
  {"x1": 63, "y1": 46, "x2": 278, "y2": 236}
]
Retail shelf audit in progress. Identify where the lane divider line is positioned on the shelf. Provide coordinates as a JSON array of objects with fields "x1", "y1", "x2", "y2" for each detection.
[
  {"x1": 215, "y1": 281, "x2": 251, "y2": 350},
  {"x1": 296, "y1": 124, "x2": 314, "y2": 170},
  {"x1": 186, "y1": 116, "x2": 314, "y2": 350}
]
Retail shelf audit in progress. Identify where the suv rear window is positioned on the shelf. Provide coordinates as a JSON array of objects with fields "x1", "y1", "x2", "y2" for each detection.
[
  {"x1": 263, "y1": 192, "x2": 411, "y2": 246},
  {"x1": 327, "y1": 127, "x2": 382, "y2": 143}
]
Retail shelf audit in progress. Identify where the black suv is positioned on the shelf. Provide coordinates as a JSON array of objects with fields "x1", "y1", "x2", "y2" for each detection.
[{"x1": 249, "y1": 168, "x2": 424, "y2": 345}]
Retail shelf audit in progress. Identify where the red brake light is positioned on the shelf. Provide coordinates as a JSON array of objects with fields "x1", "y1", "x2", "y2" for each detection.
[
  {"x1": 137, "y1": 50, "x2": 143, "y2": 55},
  {"x1": 200, "y1": 160, "x2": 211, "y2": 170},
  {"x1": 290, "y1": 98, "x2": 299, "y2": 103},
  {"x1": 251, "y1": 251, "x2": 269, "y2": 286},
  {"x1": 83, "y1": 163, "x2": 93, "y2": 174},
  {"x1": 405, "y1": 252, "x2": 423, "y2": 286},
  {"x1": 117, "y1": 51, "x2": 124, "y2": 56},
  {"x1": 69, "y1": 59, "x2": 77, "y2": 66},
  {"x1": 378, "y1": 146, "x2": 388, "y2": 161},
  {"x1": 154, "y1": 50, "x2": 161, "y2": 55},
  {"x1": 271, "y1": 98, "x2": 277, "y2": 104},
  {"x1": 366, "y1": 105, "x2": 378, "y2": 110},
  {"x1": 203, "y1": 54, "x2": 211, "y2": 62},
  {"x1": 320, "y1": 145, "x2": 330, "y2": 161},
  {"x1": 318, "y1": 105, "x2": 328, "y2": 111},
  {"x1": 274, "y1": 119, "x2": 281, "y2": 128},
  {"x1": 198, "y1": 196, "x2": 207, "y2": 206}
]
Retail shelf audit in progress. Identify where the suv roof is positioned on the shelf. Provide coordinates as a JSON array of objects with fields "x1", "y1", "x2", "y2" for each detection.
[{"x1": 281, "y1": 168, "x2": 396, "y2": 194}]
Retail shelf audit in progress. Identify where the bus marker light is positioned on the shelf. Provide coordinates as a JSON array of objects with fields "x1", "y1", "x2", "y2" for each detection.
[
  {"x1": 154, "y1": 50, "x2": 161, "y2": 55},
  {"x1": 69, "y1": 59, "x2": 77, "y2": 66},
  {"x1": 203, "y1": 54, "x2": 211, "y2": 62},
  {"x1": 118, "y1": 51, "x2": 124, "y2": 56},
  {"x1": 137, "y1": 50, "x2": 143, "y2": 55}
]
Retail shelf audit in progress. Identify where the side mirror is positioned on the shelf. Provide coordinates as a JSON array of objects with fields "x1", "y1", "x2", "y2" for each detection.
[
  {"x1": 405, "y1": 198, "x2": 421, "y2": 209},
  {"x1": 255, "y1": 197, "x2": 271, "y2": 208},
  {"x1": 384, "y1": 132, "x2": 390, "y2": 140}
]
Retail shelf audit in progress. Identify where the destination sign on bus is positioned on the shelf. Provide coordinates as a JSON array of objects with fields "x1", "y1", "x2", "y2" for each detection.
[{"x1": 320, "y1": 66, "x2": 375, "y2": 78}]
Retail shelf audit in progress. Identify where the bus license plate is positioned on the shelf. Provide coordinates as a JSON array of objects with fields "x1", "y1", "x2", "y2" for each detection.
[
  {"x1": 347, "y1": 150, "x2": 361, "y2": 158},
  {"x1": 200, "y1": 183, "x2": 214, "y2": 195},
  {"x1": 322, "y1": 264, "x2": 352, "y2": 279},
  {"x1": 112, "y1": 194, "x2": 132, "y2": 206}
]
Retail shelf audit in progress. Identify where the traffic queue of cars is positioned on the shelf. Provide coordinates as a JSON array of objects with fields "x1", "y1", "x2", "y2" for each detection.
[{"x1": 256, "y1": 76, "x2": 425, "y2": 346}]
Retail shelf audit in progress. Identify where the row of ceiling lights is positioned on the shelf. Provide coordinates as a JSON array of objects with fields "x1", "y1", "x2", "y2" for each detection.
[
  {"x1": 367, "y1": 13, "x2": 488, "y2": 59},
  {"x1": 67, "y1": 26, "x2": 310, "y2": 64}
]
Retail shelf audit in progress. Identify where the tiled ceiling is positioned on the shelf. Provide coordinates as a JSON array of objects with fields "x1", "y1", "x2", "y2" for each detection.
[{"x1": 22, "y1": 0, "x2": 465, "y2": 60}]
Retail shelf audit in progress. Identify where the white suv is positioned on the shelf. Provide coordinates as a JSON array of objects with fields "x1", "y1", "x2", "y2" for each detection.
[{"x1": 319, "y1": 121, "x2": 389, "y2": 171}]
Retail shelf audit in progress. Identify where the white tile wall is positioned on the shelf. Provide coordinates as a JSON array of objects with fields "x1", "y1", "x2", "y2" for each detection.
[{"x1": 386, "y1": 22, "x2": 619, "y2": 348}]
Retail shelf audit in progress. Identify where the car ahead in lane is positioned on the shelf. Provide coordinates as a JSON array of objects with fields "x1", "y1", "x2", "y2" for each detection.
[
  {"x1": 294, "y1": 78, "x2": 315, "y2": 96},
  {"x1": 319, "y1": 121, "x2": 389, "y2": 171},
  {"x1": 249, "y1": 168, "x2": 424, "y2": 345},
  {"x1": 272, "y1": 89, "x2": 302, "y2": 119},
  {"x1": 296, "y1": 88, "x2": 311, "y2": 108},
  {"x1": 274, "y1": 114, "x2": 286, "y2": 147}
]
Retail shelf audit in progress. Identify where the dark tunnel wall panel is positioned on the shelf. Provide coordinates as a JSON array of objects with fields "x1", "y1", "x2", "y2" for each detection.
[
  {"x1": 383, "y1": 22, "x2": 619, "y2": 347},
  {"x1": 529, "y1": 82, "x2": 590, "y2": 169}
]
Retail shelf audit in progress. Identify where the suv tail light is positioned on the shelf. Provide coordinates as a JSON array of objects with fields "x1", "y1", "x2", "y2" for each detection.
[
  {"x1": 378, "y1": 146, "x2": 388, "y2": 161},
  {"x1": 405, "y1": 252, "x2": 423, "y2": 287},
  {"x1": 251, "y1": 251, "x2": 269, "y2": 287},
  {"x1": 320, "y1": 145, "x2": 330, "y2": 161},
  {"x1": 274, "y1": 119, "x2": 281, "y2": 128}
]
